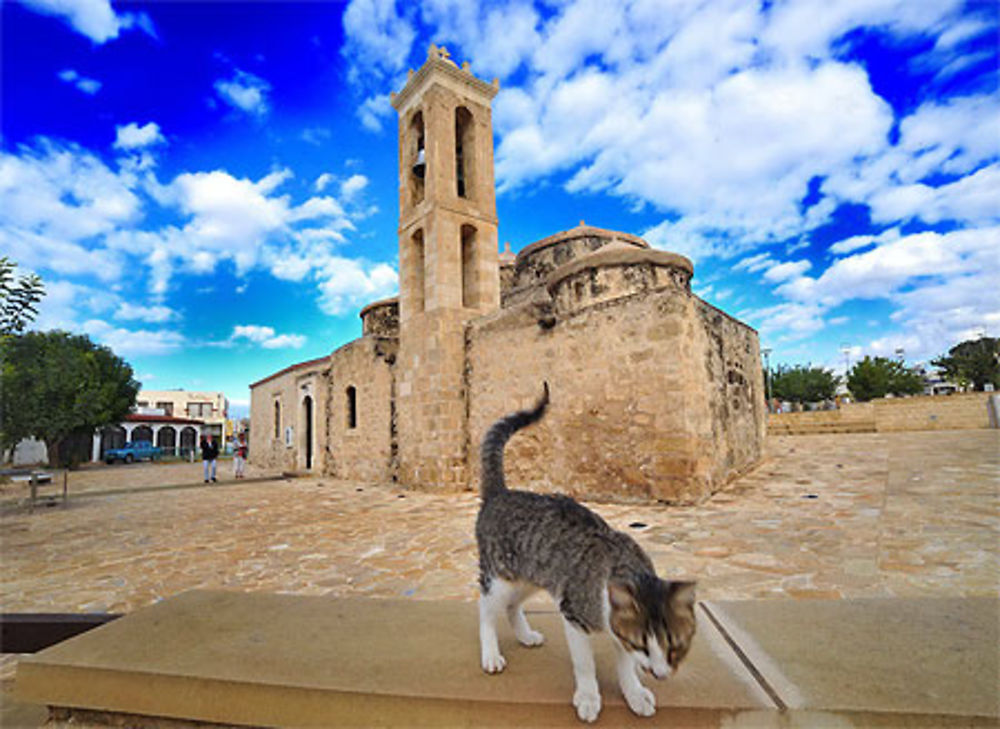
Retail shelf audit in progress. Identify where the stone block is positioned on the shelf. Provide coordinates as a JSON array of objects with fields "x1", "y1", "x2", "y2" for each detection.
[{"x1": 16, "y1": 590, "x2": 770, "y2": 727}]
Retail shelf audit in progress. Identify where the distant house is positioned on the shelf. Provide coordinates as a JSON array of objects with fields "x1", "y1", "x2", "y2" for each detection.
[
  {"x1": 94, "y1": 413, "x2": 206, "y2": 461},
  {"x1": 4, "y1": 391, "x2": 222, "y2": 466},
  {"x1": 135, "y1": 390, "x2": 229, "y2": 442}
]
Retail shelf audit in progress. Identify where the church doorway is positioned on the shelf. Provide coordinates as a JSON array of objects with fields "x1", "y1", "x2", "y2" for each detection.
[{"x1": 303, "y1": 395, "x2": 313, "y2": 470}]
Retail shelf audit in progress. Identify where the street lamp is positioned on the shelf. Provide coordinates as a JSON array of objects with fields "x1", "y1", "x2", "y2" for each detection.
[{"x1": 840, "y1": 343, "x2": 852, "y2": 377}]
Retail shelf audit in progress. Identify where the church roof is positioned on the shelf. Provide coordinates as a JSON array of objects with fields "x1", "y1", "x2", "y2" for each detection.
[{"x1": 249, "y1": 355, "x2": 329, "y2": 389}]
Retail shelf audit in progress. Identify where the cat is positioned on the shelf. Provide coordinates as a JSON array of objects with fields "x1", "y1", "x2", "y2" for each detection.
[{"x1": 476, "y1": 383, "x2": 697, "y2": 722}]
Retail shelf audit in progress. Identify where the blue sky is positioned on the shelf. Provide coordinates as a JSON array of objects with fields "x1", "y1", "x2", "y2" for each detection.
[{"x1": 2, "y1": 0, "x2": 998, "y2": 416}]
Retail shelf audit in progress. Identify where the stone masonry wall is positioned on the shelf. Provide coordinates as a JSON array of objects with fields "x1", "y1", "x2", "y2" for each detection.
[
  {"x1": 397, "y1": 309, "x2": 470, "y2": 490},
  {"x1": 249, "y1": 362, "x2": 328, "y2": 474},
  {"x1": 325, "y1": 337, "x2": 397, "y2": 483},
  {"x1": 769, "y1": 391, "x2": 996, "y2": 433},
  {"x1": 466, "y1": 286, "x2": 764, "y2": 504}
]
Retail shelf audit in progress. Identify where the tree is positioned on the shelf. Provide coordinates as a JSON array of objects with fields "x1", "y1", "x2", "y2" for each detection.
[
  {"x1": 0, "y1": 331, "x2": 139, "y2": 467},
  {"x1": 0, "y1": 257, "x2": 45, "y2": 336},
  {"x1": 769, "y1": 365, "x2": 838, "y2": 403},
  {"x1": 847, "y1": 356, "x2": 924, "y2": 401},
  {"x1": 931, "y1": 337, "x2": 1000, "y2": 392}
]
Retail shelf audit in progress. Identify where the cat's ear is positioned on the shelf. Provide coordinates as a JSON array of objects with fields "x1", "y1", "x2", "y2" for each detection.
[
  {"x1": 608, "y1": 581, "x2": 639, "y2": 615},
  {"x1": 667, "y1": 581, "x2": 697, "y2": 609}
]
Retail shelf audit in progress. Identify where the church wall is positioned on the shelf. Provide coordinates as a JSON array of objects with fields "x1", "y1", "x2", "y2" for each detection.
[
  {"x1": 249, "y1": 362, "x2": 328, "y2": 474},
  {"x1": 324, "y1": 337, "x2": 397, "y2": 483},
  {"x1": 466, "y1": 286, "x2": 764, "y2": 504}
]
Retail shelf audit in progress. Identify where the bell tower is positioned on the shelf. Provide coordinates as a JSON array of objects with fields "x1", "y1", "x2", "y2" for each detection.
[{"x1": 391, "y1": 45, "x2": 500, "y2": 489}]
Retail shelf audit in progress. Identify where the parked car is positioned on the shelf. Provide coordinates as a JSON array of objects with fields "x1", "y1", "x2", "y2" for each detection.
[{"x1": 104, "y1": 440, "x2": 161, "y2": 465}]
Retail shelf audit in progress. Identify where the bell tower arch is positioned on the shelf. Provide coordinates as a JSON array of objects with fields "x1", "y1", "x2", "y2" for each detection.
[{"x1": 391, "y1": 45, "x2": 500, "y2": 489}]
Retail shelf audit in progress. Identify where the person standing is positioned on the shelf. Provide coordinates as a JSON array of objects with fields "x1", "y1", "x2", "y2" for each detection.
[
  {"x1": 201, "y1": 433, "x2": 219, "y2": 483},
  {"x1": 233, "y1": 432, "x2": 248, "y2": 479}
]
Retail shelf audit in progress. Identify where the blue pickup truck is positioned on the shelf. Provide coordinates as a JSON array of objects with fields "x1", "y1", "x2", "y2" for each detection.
[{"x1": 104, "y1": 440, "x2": 162, "y2": 465}]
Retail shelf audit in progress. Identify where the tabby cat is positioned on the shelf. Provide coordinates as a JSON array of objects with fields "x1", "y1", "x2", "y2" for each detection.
[{"x1": 476, "y1": 383, "x2": 697, "y2": 722}]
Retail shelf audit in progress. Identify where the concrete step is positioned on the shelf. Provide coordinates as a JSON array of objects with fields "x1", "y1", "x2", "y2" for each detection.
[{"x1": 14, "y1": 591, "x2": 999, "y2": 727}]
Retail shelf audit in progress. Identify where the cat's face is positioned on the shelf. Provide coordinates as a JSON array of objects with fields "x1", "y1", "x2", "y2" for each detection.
[{"x1": 608, "y1": 577, "x2": 696, "y2": 679}]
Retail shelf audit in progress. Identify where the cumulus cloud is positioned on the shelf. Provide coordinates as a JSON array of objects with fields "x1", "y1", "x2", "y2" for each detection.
[
  {"x1": 341, "y1": 0, "x2": 416, "y2": 83},
  {"x1": 763, "y1": 260, "x2": 812, "y2": 284},
  {"x1": 82, "y1": 319, "x2": 186, "y2": 357},
  {"x1": 316, "y1": 257, "x2": 398, "y2": 315},
  {"x1": 21, "y1": 0, "x2": 155, "y2": 43},
  {"x1": 114, "y1": 122, "x2": 166, "y2": 150},
  {"x1": 214, "y1": 70, "x2": 271, "y2": 117},
  {"x1": 753, "y1": 227, "x2": 1000, "y2": 357},
  {"x1": 340, "y1": 174, "x2": 369, "y2": 198},
  {"x1": 114, "y1": 302, "x2": 178, "y2": 323},
  {"x1": 57, "y1": 68, "x2": 101, "y2": 94},
  {"x1": 0, "y1": 140, "x2": 140, "y2": 281},
  {"x1": 230, "y1": 325, "x2": 306, "y2": 349}
]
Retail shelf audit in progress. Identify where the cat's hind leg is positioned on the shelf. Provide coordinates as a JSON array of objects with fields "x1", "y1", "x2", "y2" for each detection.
[
  {"x1": 479, "y1": 577, "x2": 515, "y2": 673},
  {"x1": 507, "y1": 583, "x2": 544, "y2": 647}
]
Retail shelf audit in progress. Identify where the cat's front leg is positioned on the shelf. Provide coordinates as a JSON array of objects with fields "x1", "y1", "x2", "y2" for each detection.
[
  {"x1": 561, "y1": 617, "x2": 601, "y2": 722},
  {"x1": 613, "y1": 639, "x2": 656, "y2": 717}
]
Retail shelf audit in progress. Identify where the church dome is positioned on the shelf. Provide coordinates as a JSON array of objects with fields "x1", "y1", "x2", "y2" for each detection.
[{"x1": 546, "y1": 239, "x2": 693, "y2": 314}]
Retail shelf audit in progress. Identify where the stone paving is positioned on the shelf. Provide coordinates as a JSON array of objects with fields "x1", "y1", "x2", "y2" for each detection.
[
  {"x1": 2, "y1": 429, "x2": 998, "y2": 721},
  {"x1": 2, "y1": 430, "x2": 997, "y2": 618}
]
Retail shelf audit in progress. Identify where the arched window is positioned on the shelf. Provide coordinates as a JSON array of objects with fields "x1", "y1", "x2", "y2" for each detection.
[
  {"x1": 274, "y1": 401, "x2": 281, "y2": 439},
  {"x1": 455, "y1": 106, "x2": 473, "y2": 199},
  {"x1": 346, "y1": 386, "x2": 357, "y2": 429},
  {"x1": 461, "y1": 224, "x2": 478, "y2": 308},
  {"x1": 409, "y1": 111, "x2": 425, "y2": 207},
  {"x1": 411, "y1": 228, "x2": 425, "y2": 313}
]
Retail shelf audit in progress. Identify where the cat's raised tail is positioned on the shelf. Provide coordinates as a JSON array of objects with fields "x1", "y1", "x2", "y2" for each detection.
[{"x1": 480, "y1": 382, "x2": 549, "y2": 501}]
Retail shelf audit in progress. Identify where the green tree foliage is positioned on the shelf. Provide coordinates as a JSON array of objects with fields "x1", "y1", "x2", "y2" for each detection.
[
  {"x1": 0, "y1": 331, "x2": 139, "y2": 467},
  {"x1": 847, "y1": 356, "x2": 925, "y2": 401},
  {"x1": 0, "y1": 257, "x2": 45, "y2": 336},
  {"x1": 768, "y1": 365, "x2": 838, "y2": 403},
  {"x1": 931, "y1": 337, "x2": 1000, "y2": 391}
]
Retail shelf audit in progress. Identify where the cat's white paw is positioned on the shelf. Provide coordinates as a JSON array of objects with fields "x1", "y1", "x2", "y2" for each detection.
[
  {"x1": 624, "y1": 685, "x2": 656, "y2": 717},
  {"x1": 481, "y1": 649, "x2": 507, "y2": 674},
  {"x1": 517, "y1": 629, "x2": 545, "y2": 647},
  {"x1": 573, "y1": 687, "x2": 602, "y2": 723}
]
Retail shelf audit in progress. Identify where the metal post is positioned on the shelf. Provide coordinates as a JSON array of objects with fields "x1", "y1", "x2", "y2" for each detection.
[{"x1": 762, "y1": 347, "x2": 773, "y2": 412}]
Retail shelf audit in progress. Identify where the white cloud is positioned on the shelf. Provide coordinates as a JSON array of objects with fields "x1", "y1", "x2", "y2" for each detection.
[
  {"x1": 340, "y1": 174, "x2": 369, "y2": 198},
  {"x1": 114, "y1": 122, "x2": 166, "y2": 150},
  {"x1": 214, "y1": 70, "x2": 271, "y2": 117},
  {"x1": 357, "y1": 94, "x2": 394, "y2": 133},
  {"x1": 22, "y1": 0, "x2": 156, "y2": 43},
  {"x1": 763, "y1": 260, "x2": 812, "y2": 284},
  {"x1": 230, "y1": 325, "x2": 306, "y2": 349},
  {"x1": 317, "y1": 257, "x2": 398, "y2": 315},
  {"x1": 301, "y1": 127, "x2": 332, "y2": 146},
  {"x1": 419, "y1": 0, "x2": 541, "y2": 79},
  {"x1": 828, "y1": 228, "x2": 900, "y2": 255},
  {"x1": 733, "y1": 253, "x2": 776, "y2": 274},
  {"x1": 0, "y1": 140, "x2": 139, "y2": 282},
  {"x1": 341, "y1": 0, "x2": 416, "y2": 83},
  {"x1": 115, "y1": 302, "x2": 178, "y2": 323},
  {"x1": 315, "y1": 173, "x2": 335, "y2": 192},
  {"x1": 57, "y1": 68, "x2": 101, "y2": 94},
  {"x1": 761, "y1": 226, "x2": 1000, "y2": 357},
  {"x1": 82, "y1": 319, "x2": 186, "y2": 357}
]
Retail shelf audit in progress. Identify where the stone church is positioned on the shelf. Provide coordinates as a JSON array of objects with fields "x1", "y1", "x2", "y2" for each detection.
[{"x1": 249, "y1": 46, "x2": 766, "y2": 504}]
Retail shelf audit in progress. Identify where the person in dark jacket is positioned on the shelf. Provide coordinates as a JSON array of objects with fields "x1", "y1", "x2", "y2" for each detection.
[{"x1": 201, "y1": 434, "x2": 219, "y2": 483}]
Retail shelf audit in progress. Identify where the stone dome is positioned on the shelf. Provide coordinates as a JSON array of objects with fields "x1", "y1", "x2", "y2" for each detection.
[{"x1": 546, "y1": 239, "x2": 693, "y2": 314}]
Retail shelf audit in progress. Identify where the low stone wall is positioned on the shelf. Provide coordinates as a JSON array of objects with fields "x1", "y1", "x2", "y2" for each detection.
[{"x1": 769, "y1": 392, "x2": 996, "y2": 434}]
